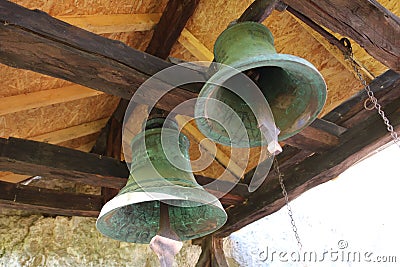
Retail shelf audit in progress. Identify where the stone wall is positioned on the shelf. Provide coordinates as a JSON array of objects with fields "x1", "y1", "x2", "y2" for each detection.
[{"x1": 0, "y1": 209, "x2": 201, "y2": 267}]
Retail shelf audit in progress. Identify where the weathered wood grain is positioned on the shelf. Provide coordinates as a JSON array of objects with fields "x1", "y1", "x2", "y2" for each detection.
[
  {"x1": 0, "y1": 137, "x2": 129, "y2": 189},
  {"x1": 283, "y1": 0, "x2": 400, "y2": 71},
  {"x1": 0, "y1": 0, "x2": 204, "y2": 111},
  {"x1": 0, "y1": 180, "x2": 102, "y2": 217},
  {"x1": 146, "y1": 0, "x2": 199, "y2": 58}
]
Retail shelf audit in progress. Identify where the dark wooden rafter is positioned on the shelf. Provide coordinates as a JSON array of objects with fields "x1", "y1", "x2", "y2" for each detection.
[
  {"x1": 238, "y1": 0, "x2": 282, "y2": 23},
  {"x1": 0, "y1": 137, "x2": 129, "y2": 189},
  {"x1": 0, "y1": 180, "x2": 102, "y2": 217},
  {"x1": 0, "y1": 137, "x2": 249, "y2": 207},
  {"x1": 146, "y1": 0, "x2": 200, "y2": 58},
  {"x1": 283, "y1": 0, "x2": 400, "y2": 72},
  {"x1": 0, "y1": 0, "x2": 205, "y2": 112},
  {"x1": 215, "y1": 70, "x2": 400, "y2": 237}
]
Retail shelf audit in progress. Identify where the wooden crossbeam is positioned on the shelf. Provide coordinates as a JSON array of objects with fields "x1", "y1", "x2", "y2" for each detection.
[
  {"x1": 324, "y1": 70, "x2": 400, "y2": 126},
  {"x1": 178, "y1": 29, "x2": 214, "y2": 61},
  {"x1": 283, "y1": 0, "x2": 400, "y2": 71},
  {"x1": 57, "y1": 14, "x2": 213, "y2": 62},
  {"x1": 0, "y1": 137, "x2": 249, "y2": 205},
  {"x1": 0, "y1": 180, "x2": 102, "y2": 217},
  {"x1": 283, "y1": 118, "x2": 346, "y2": 152},
  {"x1": 215, "y1": 70, "x2": 400, "y2": 237},
  {"x1": 0, "y1": 137, "x2": 129, "y2": 189},
  {"x1": 0, "y1": 85, "x2": 102, "y2": 116},
  {"x1": 0, "y1": 0, "x2": 204, "y2": 112},
  {"x1": 0, "y1": 118, "x2": 107, "y2": 183}
]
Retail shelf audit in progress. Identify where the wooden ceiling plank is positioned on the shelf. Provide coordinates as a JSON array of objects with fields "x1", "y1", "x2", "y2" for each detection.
[
  {"x1": 178, "y1": 29, "x2": 214, "y2": 61},
  {"x1": 91, "y1": 0, "x2": 201, "y2": 157},
  {"x1": 215, "y1": 73, "x2": 400, "y2": 237},
  {"x1": 29, "y1": 118, "x2": 107, "y2": 144},
  {"x1": 283, "y1": 0, "x2": 400, "y2": 71},
  {"x1": 287, "y1": 10, "x2": 373, "y2": 83},
  {"x1": 0, "y1": 85, "x2": 102, "y2": 116},
  {"x1": 0, "y1": 180, "x2": 102, "y2": 217},
  {"x1": 0, "y1": 172, "x2": 30, "y2": 183},
  {"x1": 57, "y1": 13, "x2": 162, "y2": 34}
]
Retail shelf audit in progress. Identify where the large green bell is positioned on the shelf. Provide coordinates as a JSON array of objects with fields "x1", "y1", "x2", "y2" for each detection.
[
  {"x1": 96, "y1": 118, "x2": 227, "y2": 244},
  {"x1": 195, "y1": 21, "x2": 327, "y2": 147}
]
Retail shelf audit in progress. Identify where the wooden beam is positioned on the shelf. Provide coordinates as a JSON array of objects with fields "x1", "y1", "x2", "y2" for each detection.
[
  {"x1": 58, "y1": 14, "x2": 212, "y2": 62},
  {"x1": 0, "y1": 172, "x2": 30, "y2": 183},
  {"x1": 0, "y1": 1, "x2": 204, "y2": 112},
  {"x1": 0, "y1": 119, "x2": 107, "y2": 184},
  {"x1": 57, "y1": 13, "x2": 162, "y2": 33},
  {"x1": 0, "y1": 137, "x2": 249, "y2": 205},
  {"x1": 0, "y1": 85, "x2": 102, "y2": 116},
  {"x1": 145, "y1": 0, "x2": 199, "y2": 59},
  {"x1": 0, "y1": 137, "x2": 129, "y2": 189},
  {"x1": 0, "y1": 180, "x2": 102, "y2": 217},
  {"x1": 282, "y1": 0, "x2": 400, "y2": 71},
  {"x1": 283, "y1": 118, "x2": 346, "y2": 152},
  {"x1": 239, "y1": 0, "x2": 281, "y2": 23},
  {"x1": 287, "y1": 10, "x2": 374, "y2": 82},
  {"x1": 324, "y1": 70, "x2": 400, "y2": 126},
  {"x1": 215, "y1": 71, "x2": 400, "y2": 237}
]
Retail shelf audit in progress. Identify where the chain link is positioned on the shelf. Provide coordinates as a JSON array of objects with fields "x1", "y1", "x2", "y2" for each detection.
[
  {"x1": 274, "y1": 158, "x2": 302, "y2": 250},
  {"x1": 343, "y1": 40, "x2": 400, "y2": 148}
]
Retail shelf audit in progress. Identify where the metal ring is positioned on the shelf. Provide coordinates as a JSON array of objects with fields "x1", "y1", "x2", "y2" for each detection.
[{"x1": 364, "y1": 98, "x2": 375, "y2": 111}]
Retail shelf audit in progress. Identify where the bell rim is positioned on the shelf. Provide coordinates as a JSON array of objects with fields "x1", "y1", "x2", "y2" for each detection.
[
  {"x1": 96, "y1": 187, "x2": 227, "y2": 243},
  {"x1": 195, "y1": 53, "x2": 327, "y2": 147}
]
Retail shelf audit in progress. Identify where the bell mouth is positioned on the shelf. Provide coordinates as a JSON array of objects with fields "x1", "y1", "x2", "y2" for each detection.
[{"x1": 96, "y1": 186, "x2": 227, "y2": 244}]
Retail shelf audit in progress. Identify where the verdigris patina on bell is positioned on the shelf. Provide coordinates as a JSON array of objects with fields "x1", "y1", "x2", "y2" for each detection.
[
  {"x1": 195, "y1": 21, "x2": 327, "y2": 147},
  {"x1": 96, "y1": 118, "x2": 227, "y2": 244}
]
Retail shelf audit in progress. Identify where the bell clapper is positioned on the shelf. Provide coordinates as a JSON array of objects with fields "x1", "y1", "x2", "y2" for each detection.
[{"x1": 150, "y1": 202, "x2": 183, "y2": 267}]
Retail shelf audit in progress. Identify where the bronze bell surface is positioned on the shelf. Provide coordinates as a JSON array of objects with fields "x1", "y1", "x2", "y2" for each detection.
[
  {"x1": 195, "y1": 21, "x2": 327, "y2": 148},
  {"x1": 96, "y1": 118, "x2": 227, "y2": 244}
]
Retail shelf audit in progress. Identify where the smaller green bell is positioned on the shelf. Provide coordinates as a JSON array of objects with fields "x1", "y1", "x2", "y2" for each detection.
[
  {"x1": 96, "y1": 118, "x2": 227, "y2": 244},
  {"x1": 195, "y1": 21, "x2": 327, "y2": 147}
]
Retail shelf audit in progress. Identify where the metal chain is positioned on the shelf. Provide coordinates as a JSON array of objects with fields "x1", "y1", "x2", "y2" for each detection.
[
  {"x1": 342, "y1": 38, "x2": 400, "y2": 148},
  {"x1": 274, "y1": 158, "x2": 302, "y2": 250}
]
